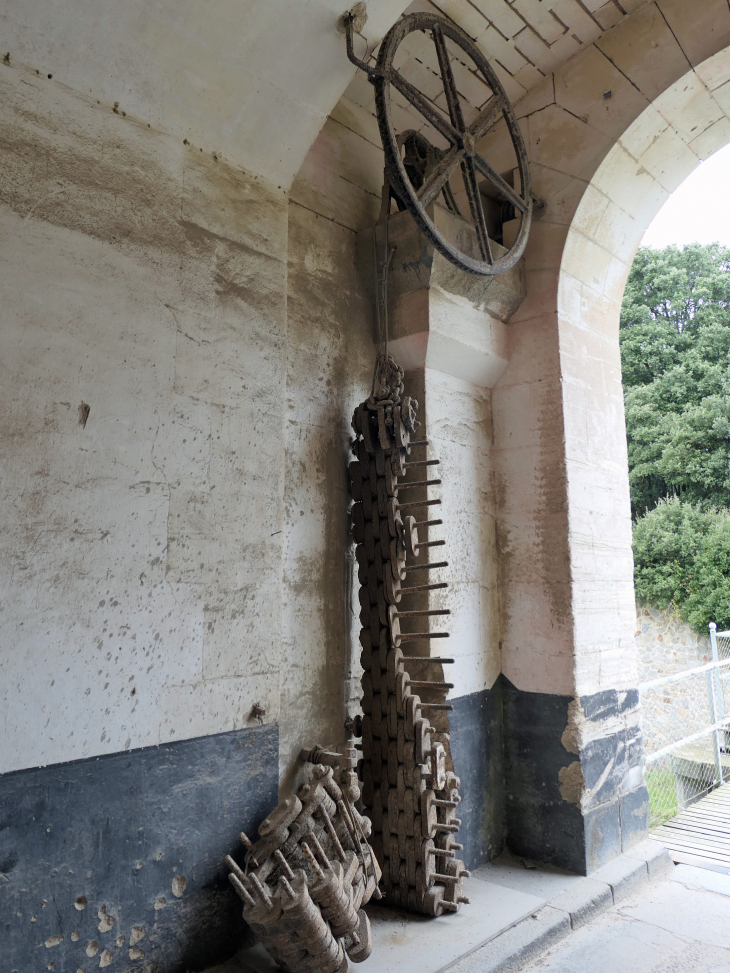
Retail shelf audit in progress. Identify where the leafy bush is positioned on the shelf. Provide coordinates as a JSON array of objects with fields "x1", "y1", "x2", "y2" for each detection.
[{"x1": 632, "y1": 498, "x2": 730, "y2": 632}]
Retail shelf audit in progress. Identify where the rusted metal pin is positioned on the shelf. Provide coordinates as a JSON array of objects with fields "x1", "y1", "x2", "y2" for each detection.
[
  {"x1": 229, "y1": 873, "x2": 256, "y2": 907},
  {"x1": 301, "y1": 841, "x2": 325, "y2": 880},
  {"x1": 409, "y1": 680, "x2": 454, "y2": 690},
  {"x1": 398, "y1": 478, "x2": 442, "y2": 489},
  {"x1": 396, "y1": 608, "x2": 450, "y2": 617},
  {"x1": 400, "y1": 581, "x2": 448, "y2": 594},
  {"x1": 402, "y1": 656, "x2": 455, "y2": 664},
  {"x1": 274, "y1": 849, "x2": 295, "y2": 880},
  {"x1": 319, "y1": 806, "x2": 347, "y2": 863},
  {"x1": 398, "y1": 498, "x2": 442, "y2": 510}
]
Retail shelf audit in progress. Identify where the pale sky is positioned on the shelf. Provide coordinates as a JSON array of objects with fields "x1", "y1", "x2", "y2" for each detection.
[{"x1": 641, "y1": 141, "x2": 730, "y2": 249}]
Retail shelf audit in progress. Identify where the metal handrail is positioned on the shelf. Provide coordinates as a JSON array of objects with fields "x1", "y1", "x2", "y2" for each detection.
[{"x1": 639, "y1": 655, "x2": 730, "y2": 692}]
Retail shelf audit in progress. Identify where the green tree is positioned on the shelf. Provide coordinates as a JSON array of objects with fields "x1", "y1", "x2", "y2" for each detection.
[
  {"x1": 621, "y1": 244, "x2": 730, "y2": 631},
  {"x1": 620, "y1": 244, "x2": 730, "y2": 514}
]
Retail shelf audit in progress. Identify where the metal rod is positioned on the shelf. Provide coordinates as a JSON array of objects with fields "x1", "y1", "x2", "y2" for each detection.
[
  {"x1": 709, "y1": 622, "x2": 726, "y2": 785},
  {"x1": 396, "y1": 608, "x2": 451, "y2": 617},
  {"x1": 409, "y1": 439, "x2": 429, "y2": 447},
  {"x1": 402, "y1": 656, "x2": 455, "y2": 664},
  {"x1": 398, "y1": 478, "x2": 442, "y2": 489},
  {"x1": 249, "y1": 874, "x2": 273, "y2": 909},
  {"x1": 409, "y1": 680, "x2": 454, "y2": 690},
  {"x1": 279, "y1": 876, "x2": 296, "y2": 899},
  {"x1": 414, "y1": 519, "x2": 443, "y2": 528},
  {"x1": 399, "y1": 498, "x2": 442, "y2": 510},
  {"x1": 229, "y1": 873, "x2": 256, "y2": 907},
  {"x1": 400, "y1": 632, "x2": 450, "y2": 641},
  {"x1": 400, "y1": 581, "x2": 448, "y2": 594},
  {"x1": 301, "y1": 841, "x2": 325, "y2": 881},
  {"x1": 420, "y1": 540, "x2": 446, "y2": 548},
  {"x1": 405, "y1": 460, "x2": 440, "y2": 468},
  {"x1": 274, "y1": 849, "x2": 295, "y2": 880},
  {"x1": 421, "y1": 702, "x2": 454, "y2": 710},
  {"x1": 405, "y1": 560, "x2": 448, "y2": 572},
  {"x1": 320, "y1": 807, "x2": 347, "y2": 863}
]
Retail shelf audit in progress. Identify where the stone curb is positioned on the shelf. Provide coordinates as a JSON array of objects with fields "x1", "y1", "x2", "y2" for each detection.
[{"x1": 444, "y1": 842, "x2": 674, "y2": 972}]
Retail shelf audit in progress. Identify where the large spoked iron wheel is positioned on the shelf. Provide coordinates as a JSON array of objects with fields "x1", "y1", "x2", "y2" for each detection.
[{"x1": 373, "y1": 13, "x2": 532, "y2": 276}]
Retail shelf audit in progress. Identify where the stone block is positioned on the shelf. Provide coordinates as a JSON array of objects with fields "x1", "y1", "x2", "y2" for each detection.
[
  {"x1": 550, "y1": 877, "x2": 613, "y2": 928},
  {"x1": 627, "y1": 839, "x2": 675, "y2": 880},
  {"x1": 591, "y1": 854, "x2": 649, "y2": 902},
  {"x1": 356, "y1": 207, "x2": 526, "y2": 388},
  {"x1": 619, "y1": 785, "x2": 650, "y2": 852},
  {"x1": 584, "y1": 798, "x2": 622, "y2": 873}
]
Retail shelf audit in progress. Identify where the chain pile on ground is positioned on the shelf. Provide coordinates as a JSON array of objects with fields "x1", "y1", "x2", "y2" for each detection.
[
  {"x1": 347, "y1": 354, "x2": 470, "y2": 916},
  {"x1": 225, "y1": 745, "x2": 381, "y2": 973}
]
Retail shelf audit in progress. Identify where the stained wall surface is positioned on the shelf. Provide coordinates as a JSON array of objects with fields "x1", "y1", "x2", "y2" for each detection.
[
  {"x1": 0, "y1": 63, "x2": 289, "y2": 776},
  {"x1": 5, "y1": 3, "x2": 730, "y2": 962}
]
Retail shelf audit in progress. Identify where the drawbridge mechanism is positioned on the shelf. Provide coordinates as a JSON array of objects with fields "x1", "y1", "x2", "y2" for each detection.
[
  {"x1": 347, "y1": 357, "x2": 470, "y2": 915},
  {"x1": 345, "y1": 10, "x2": 533, "y2": 275}
]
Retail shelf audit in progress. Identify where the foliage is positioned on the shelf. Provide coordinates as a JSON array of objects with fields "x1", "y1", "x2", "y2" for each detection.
[
  {"x1": 620, "y1": 244, "x2": 730, "y2": 514},
  {"x1": 645, "y1": 766, "x2": 678, "y2": 828},
  {"x1": 621, "y1": 244, "x2": 730, "y2": 632},
  {"x1": 632, "y1": 498, "x2": 730, "y2": 632}
]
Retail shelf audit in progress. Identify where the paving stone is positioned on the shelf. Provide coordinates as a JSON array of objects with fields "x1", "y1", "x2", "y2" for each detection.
[
  {"x1": 672, "y1": 863, "x2": 730, "y2": 898},
  {"x1": 549, "y1": 876, "x2": 613, "y2": 928},
  {"x1": 626, "y1": 838, "x2": 675, "y2": 879},
  {"x1": 591, "y1": 853, "x2": 649, "y2": 902},
  {"x1": 445, "y1": 906, "x2": 571, "y2": 973},
  {"x1": 619, "y1": 881, "x2": 730, "y2": 951},
  {"x1": 519, "y1": 913, "x2": 725, "y2": 973}
]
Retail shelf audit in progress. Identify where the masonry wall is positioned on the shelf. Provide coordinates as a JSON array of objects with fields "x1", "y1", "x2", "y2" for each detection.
[{"x1": 0, "y1": 61, "x2": 292, "y2": 969}]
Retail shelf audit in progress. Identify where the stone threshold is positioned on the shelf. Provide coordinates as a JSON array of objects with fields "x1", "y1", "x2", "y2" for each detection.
[{"x1": 204, "y1": 841, "x2": 674, "y2": 973}]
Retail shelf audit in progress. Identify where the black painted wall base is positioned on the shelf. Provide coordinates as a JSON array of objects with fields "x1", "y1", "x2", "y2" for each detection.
[
  {"x1": 448, "y1": 676, "x2": 649, "y2": 876},
  {"x1": 449, "y1": 686, "x2": 504, "y2": 870},
  {"x1": 0, "y1": 724, "x2": 278, "y2": 973},
  {"x1": 501, "y1": 677, "x2": 649, "y2": 875}
]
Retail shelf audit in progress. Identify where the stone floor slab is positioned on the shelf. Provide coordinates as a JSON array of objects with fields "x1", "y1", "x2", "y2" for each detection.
[
  {"x1": 472, "y1": 849, "x2": 578, "y2": 903},
  {"x1": 672, "y1": 863, "x2": 730, "y2": 898},
  {"x1": 362, "y1": 876, "x2": 545, "y2": 973},
  {"x1": 620, "y1": 880, "x2": 730, "y2": 950},
  {"x1": 212, "y1": 877, "x2": 545, "y2": 973}
]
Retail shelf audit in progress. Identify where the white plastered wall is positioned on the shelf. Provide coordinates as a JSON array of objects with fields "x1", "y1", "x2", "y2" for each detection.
[{"x1": 0, "y1": 64, "x2": 289, "y2": 775}]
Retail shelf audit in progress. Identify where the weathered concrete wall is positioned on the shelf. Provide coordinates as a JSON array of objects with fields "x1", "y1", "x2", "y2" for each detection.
[{"x1": 0, "y1": 61, "x2": 288, "y2": 774}]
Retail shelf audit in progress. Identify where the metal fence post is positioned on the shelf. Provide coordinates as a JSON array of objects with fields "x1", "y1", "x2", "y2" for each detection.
[{"x1": 709, "y1": 623, "x2": 726, "y2": 787}]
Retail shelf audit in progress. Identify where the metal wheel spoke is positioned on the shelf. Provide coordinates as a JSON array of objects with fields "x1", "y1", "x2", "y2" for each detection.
[
  {"x1": 417, "y1": 144, "x2": 465, "y2": 208},
  {"x1": 461, "y1": 157, "x2": 492, "y2": 265},
  {"x1": 389, "y1": 68, "x2": 460, "y2": 146},
  {"x1": 468, "y1": 95, "x2": 506, "y2": 142},
  {"x1": 431, "y1": 25, "x2": 465, "y2": 133},
  {"x1": 472, "y1": 152, "x2": 527, "y2": 213}
]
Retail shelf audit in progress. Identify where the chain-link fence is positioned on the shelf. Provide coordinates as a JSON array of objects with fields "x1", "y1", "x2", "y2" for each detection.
[{"x1": 640, "y1": 624, "x2": 730, "y2": 828}]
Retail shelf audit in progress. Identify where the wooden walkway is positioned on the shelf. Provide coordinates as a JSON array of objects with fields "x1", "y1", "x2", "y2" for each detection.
[{"x1": 651, "y1": 784, "x2": 730, "y2": 873}]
